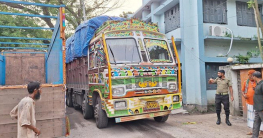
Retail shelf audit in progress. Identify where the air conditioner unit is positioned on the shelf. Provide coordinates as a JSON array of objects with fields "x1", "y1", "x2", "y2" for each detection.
[{"x1": 209, "y1": 25, "x2": 227, "y2": 37}]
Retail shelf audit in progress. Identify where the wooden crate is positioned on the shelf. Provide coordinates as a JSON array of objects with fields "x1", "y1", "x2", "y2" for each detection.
[
  {"x1": 0, "y1": 85, "x2": 66, "y2": 138},
  {"x1": 5, "y1": 52, "x2": 45, "y2": 85}
]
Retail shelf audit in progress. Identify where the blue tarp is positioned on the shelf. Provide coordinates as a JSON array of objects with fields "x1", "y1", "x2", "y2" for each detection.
[
  {"x1": 65, "y1": 35, "x2": 74, "y2": 63},
  {"x1": 66, "y1": 16, "x2": 125, "y2": 63}
]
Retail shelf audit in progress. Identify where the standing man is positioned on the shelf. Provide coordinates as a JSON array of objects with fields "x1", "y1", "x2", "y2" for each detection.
[
  {"x1": 242, "y1": 70, "x2": 263, "y2": 135},
  {"x1": 252, "y1": 71, "x2": 263, "y2": 138},
  {"x1": 10, "y1": 82, "x2": 42, "y2": 138},
  {"x1": 208, "y1": 70, "x2": 234, "y2": 126}
]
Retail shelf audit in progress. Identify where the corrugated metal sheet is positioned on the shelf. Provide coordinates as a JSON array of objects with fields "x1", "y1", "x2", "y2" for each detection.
[
  {"x1": 0, "y1": 55, "x2": 5, "y2": 85},
  {"x1": 46, "y1": 19, "x2": 63, "y2": 84}
]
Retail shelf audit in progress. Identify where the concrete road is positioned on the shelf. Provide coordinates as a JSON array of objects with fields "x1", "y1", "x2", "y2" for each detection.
[{"x1": 62, "y1": 107, "x2": 252, "y2": 138}]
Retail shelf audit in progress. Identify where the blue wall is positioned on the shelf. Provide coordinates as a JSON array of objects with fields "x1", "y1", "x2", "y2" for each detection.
[
  {"x1": 0, "y1": 55, "x2": 5, "y2": 85},
  {"x1": 46, "y1": 17, "x2": 63, "y2": 84}
]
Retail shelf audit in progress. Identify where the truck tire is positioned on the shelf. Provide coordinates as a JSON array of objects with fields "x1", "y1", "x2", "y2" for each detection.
[
  {"x1": 66, "y1": 91, "x2": 73, "y2": 107},
  {"x1": 72, "y1": 93, "x2": 80, "y2": 110},
  {"x1": 82, "y1": 96, "x2": 94, "y2": 119},
  {"x1": 154, "y1": 115, "x2": 169, "y2": 122},
  {"x1": 94, "y1": 96, "x2": 108, "y2": 128}
]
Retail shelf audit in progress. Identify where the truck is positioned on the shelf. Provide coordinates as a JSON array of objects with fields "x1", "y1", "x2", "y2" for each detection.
[
  {"x1": 66, "y1": 16, "x2": 182, "y2": 128},
  {"x1": 0, "y1": 1, "x2": 68, "y2": 137}
]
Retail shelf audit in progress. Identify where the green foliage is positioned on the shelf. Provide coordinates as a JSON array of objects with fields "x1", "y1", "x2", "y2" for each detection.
[
  {"x1": 0, "y1": 0, "x2": 123, "y2": 37},
  {"x1": 0, "y1": 5, "x2": 52, "y2": 47},
  {"x1": 247, "y1": 48, "x2": 260, "y2": 58},
  {"x1": 224, "y1": 31, "x2": 232, "y2": 38},
  {"x1": 235, "y1": 54, "x2": 250, "y2": 64},
  {"x1": 247, "y1": 0, "x2": 255, "y2": 8}
]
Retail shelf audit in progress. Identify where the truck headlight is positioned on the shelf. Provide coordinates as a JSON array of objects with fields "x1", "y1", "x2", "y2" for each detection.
[
  {"x1": 169, "y1": 83, "x2": 177, "y2": 90},
  {"x1": 112, "y1": 87, "x2": 125, "y2": 96},
  {"x1": 114, "y1": 101, "x2": 127, "y2": 110},
  {"x1": 173, "y1": 95, "x2": 179, "y2": 102}
]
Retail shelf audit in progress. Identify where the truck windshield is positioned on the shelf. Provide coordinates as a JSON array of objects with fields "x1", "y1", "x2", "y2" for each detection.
[
  {"x1": 144, "y1": 39, "x2": 172, "y2": 63},
  {"x1": 106, "y1": 38, "x2": 141, "y2": 64}
]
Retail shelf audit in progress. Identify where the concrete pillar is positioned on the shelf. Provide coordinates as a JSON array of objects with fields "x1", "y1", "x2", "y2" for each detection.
[
  {"x1": 151, "y1": 2, "x2": 159, "y2": 13},
  {"x1": 142, "y1": 10, "x2": 150, "y2": 19},
  {"x1": 180, "y1": 0, "x2": 207, "y2": 112}
]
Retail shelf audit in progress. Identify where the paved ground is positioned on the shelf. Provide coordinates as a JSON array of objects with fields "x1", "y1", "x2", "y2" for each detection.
[{"x1": 61, "y1": 107, "x2": 253, "y2": 138}]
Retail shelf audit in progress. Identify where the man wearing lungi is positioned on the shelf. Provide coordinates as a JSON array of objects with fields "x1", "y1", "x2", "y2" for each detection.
[{"x1": 242, "y1": 70, "x2": 263, "y2": 136}]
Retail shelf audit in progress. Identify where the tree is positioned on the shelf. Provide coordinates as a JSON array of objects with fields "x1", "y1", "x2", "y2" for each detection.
[
  {"x1": 119, "y1": 11, "x2": 133, "y2": 18},
  {"x1": 0, "y1": 5, "x2": 52, "y2": 47},
  {"x1": 248, "y1": 0, "x2": 263, "y2": 61},
  {"x1": 0, "y1": 0, "x2": 123, "y2": 36}
]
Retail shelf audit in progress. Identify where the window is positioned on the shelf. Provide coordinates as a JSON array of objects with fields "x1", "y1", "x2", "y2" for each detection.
[
  {"x1": 88, "y1": 40, "x2": 105, "y2": 69},
  {"x1": 236, "y1": 1, "x2": 263, "y2": 27},
  {"x1": 203, "y1": 0, "x2": 227, "y2": 24},
  {"x1": 206, "y1": 63, "x2": 228, "y2": 90},
  {"x1": 144, "y1": 39, "x2": 172, "y2": 63},
  {"x1": 89, "y1": 45, "x2": 95, "y2": 69},
  {"x1": 106, "y1": 38, "x2": 141, "y2": 64},
  {"x1": 164, "y1": 4, "x2": 180, "y2": 33}
]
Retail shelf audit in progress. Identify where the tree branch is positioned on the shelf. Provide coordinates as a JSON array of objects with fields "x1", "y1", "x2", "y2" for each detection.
[{"x1": 0, "y1": 2, "x2": 54, "y2": 28}]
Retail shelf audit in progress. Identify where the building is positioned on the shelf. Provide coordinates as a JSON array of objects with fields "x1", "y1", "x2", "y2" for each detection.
[{"x1": 131, "y1": 0, "x2": 263, "y2": 112}]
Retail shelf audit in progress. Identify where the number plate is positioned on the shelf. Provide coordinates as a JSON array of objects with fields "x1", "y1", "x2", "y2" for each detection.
[{"x1": 146, "y1": 101, "x2": 158, "y2": 109}]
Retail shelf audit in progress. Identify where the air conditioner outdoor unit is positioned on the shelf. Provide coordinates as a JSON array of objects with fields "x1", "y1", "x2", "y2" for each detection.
[{"x1": 209, "y1": 25, "x2": 227, "y2": 37}]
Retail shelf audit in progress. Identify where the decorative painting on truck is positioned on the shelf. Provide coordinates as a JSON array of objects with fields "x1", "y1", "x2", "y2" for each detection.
[
  {"x1": 104, "y1": 94, "x2": 181, "y2": 118},
  {"x1": 106, "y1": 31, "x2": 134, "y2": 37},
  {"x1": 111, "y1": 66, "x2": 177, "y2": 77},
  {"x1": 96, "y1": 19, "x2": 159, "y2": 36},
  {"x1": 144, "y1": 39, "x2": 172, "y2": 63}
]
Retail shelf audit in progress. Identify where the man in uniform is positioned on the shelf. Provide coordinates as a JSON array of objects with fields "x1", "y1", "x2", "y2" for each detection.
[{"x1": 208, "y1": 70, "x2": 234, "y2": 126}]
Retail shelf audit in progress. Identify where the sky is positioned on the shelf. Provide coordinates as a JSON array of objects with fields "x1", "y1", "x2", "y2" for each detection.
[{"x1": 104, "y1": 0, "x2": 142, "y2": 16}]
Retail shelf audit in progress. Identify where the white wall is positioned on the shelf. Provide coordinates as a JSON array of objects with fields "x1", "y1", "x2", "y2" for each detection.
[
  {"x1": 142, "y1": 0, "x2": 150, "y2": 5},
  {"x1": 157, "y1": 14, "x2": 165, "y2": 33},
  {"x1": 165, "y1": 28, "x2": 181, "y2": 39},
  {"x1": 204, "y1": 40, "x2": 258, "y2": 57}
]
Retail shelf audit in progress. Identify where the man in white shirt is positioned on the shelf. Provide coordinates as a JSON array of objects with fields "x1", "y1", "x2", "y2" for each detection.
[{"x1": 10, "y1": 82, "x2": 42, "y2": 138}]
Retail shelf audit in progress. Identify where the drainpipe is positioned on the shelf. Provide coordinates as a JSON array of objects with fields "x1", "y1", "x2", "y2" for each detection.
[{"x1": 225, "y1": 27, "x2": 234, "y2": 56}]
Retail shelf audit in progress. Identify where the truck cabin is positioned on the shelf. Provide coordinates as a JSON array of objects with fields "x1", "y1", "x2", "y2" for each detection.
[
  {"x1": 88, "y1": 29, "x2": 179, "y2": 99},
  {"x1": 89, "y1": 30, "x2": 176, "y2": 66}
]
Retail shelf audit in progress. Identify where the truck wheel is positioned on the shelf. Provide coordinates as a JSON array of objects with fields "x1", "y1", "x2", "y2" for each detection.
[
  {"x1": 66, "y1": 91, "x2": 73, "y2": 107},
  {"x1": 72, "y1": 94, "x2": 80, "y2": 110},
  {"x1": 154, "y1": 115, "x2": 169, "y2": 122},
  {"x1": 94, "y1": 96, "x2": 108, "y2": 128},
  {"x1": 82, "y1": 96, "x2": 94, "y2": 119}
]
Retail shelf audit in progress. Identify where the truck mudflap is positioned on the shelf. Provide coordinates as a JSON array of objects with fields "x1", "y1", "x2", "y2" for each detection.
[
  {"x1": 104, "y1": 94, "x2": 181, "y2": 118},
  {"x1": 115, "y1": 110, "x2": 171, "y2": 123}
]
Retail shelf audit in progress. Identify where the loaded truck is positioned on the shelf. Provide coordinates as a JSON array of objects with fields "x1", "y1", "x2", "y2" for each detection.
[
  {"x1": 66, "y1": 16, "x2": 182, "y2": 128},
  {"x1": 0, "y1": 1, "x2": 67, "y2": 137}
]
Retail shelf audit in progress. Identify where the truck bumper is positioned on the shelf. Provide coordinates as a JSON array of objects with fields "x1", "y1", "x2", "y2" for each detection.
[
  {"x1": 115, "y1": 110, "x2": 171, "y2": 123},
  {"x1": 104, "y1": 94, "x2": 182, "y2": 120}
]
